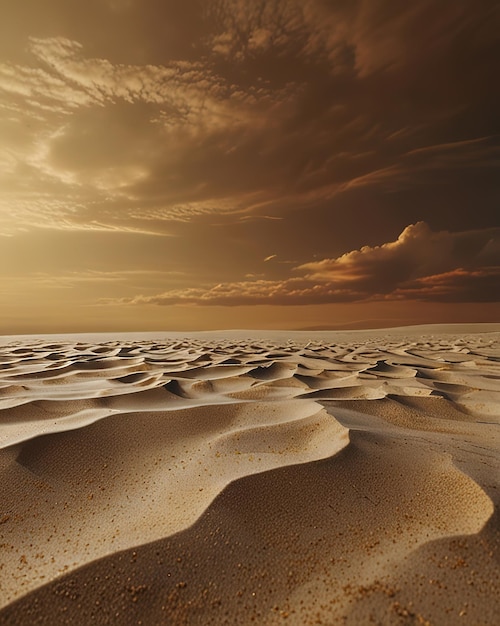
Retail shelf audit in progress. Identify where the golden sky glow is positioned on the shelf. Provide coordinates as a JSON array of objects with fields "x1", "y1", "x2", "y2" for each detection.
[{"x1": 0, "y1": 1, "x2": 499, "y2": 332}]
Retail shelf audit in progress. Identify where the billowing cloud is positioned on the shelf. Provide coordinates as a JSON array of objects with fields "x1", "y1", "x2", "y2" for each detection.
[
  {"x1": 112, "y1": 223, "x2": 500, "y2": 306},
  {"x1": 297, "y1": 222, "x2": 500, "y2": 285}
]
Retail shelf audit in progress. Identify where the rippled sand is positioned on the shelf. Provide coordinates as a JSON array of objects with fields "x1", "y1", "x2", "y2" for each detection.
[{"x1": 0, "y1": 325, "x2": 498, "y2": 624}]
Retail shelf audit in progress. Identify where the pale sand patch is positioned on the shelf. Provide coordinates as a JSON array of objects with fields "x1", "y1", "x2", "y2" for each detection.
[{"x1": 0, "y1": 326, "x2": 498, "y2": 624}]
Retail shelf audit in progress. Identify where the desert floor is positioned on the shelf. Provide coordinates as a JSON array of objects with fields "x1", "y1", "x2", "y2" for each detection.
[{"x1": 0, "y1": 325, "x2": 498, "y2": 625}]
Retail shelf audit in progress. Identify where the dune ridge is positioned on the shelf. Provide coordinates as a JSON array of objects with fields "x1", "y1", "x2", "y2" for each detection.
[{"x1": 0, "y1": 329, "x2": 498, "y2": 624}]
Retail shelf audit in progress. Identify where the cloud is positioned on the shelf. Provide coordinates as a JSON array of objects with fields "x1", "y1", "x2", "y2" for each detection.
[
  {"x1": 239, "y1": 215, "x2": 283, "y2": 222},
  {"x1": 264, "y1": 254, "x2": 277, "y2": 262},
  {"x1": 341, "y1": 136, "x2": 500, "y2": 193},
  {"x1": 391, "y1": 268, "x2": 500, "y2": 303},
  {"x1": 206, "y1": 0, "x2": 498, "y2": 77},
  {"x1": 0, "y1": 270, "x2": 188, "y2": 301},
  {"x1": 5, "y1": 35, "x2": 283, "y2": 142},
  {"x1": 297, "y1": 222, "x2": 500, "y2": 285},
  {"x1": 111, "y1": 223, "x2": 500, "y2": 306},
  {"x1": 0, "y1": 34, "x2": 301, "y2": 234},
  {"x1": 112, "y1": 278, "x2": 366, "y2": 307},
  {"x1": 0, "y1": 0, "x2": 498, "y2": 242}
]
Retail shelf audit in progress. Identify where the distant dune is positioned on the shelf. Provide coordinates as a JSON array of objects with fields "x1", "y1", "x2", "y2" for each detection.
[
  {"x1": 298, "y1": 322, "x2": 500, "y2": 333},
  {"x1": 0, "y1": 326, "x2": 498, "y2": 624}
]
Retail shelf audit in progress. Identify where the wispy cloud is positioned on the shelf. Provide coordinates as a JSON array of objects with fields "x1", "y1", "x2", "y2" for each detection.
[
  {"x1": 207, "y1": 0, "x2": 497, "y2": 77},
  {"x1": 341, "y1": 136, "x2": 500, "y2": 193},
  {"x1": 0, "y1": 270, "x2": 187, "y2": 296},
  {"x1": 0, "y1": 34, "x2": 301, "y2": 234},
  {"x1": 391, "y1": 267, "x2": 500, "y2": 303}
]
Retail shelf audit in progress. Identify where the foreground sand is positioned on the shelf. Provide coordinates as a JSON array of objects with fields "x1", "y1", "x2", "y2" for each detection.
[{"x1": 0, "y1": 325, "x2": 498, "y2": 624}]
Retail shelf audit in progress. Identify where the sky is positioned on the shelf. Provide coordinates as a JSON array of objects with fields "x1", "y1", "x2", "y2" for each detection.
[{"x1": 0, "y1": 0, "x2": 499, "y2": 333}]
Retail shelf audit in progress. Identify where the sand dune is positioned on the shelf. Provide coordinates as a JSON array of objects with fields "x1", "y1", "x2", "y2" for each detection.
[{"x1": 0, "y1": 326, "x2": 498, "y2": 624}]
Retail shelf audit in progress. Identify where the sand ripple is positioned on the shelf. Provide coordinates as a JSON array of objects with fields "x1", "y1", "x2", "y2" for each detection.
[{"x1": 0, "y1": 330, "x2": 498, "y2": 622}]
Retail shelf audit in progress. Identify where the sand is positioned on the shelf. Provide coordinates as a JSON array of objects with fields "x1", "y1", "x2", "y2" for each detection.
[{"x1": 0, "y1": 325, "x2": 498, "y2": 625}]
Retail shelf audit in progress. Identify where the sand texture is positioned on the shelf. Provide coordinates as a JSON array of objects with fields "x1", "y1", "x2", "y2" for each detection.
[{"x1": 0, "y1": 326, "x2": 498, "y2": 625}]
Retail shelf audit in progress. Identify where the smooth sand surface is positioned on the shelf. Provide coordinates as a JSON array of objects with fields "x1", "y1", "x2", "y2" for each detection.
[{"x1": 0, "y1": 325, "x2": 498, "y2": 624}]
